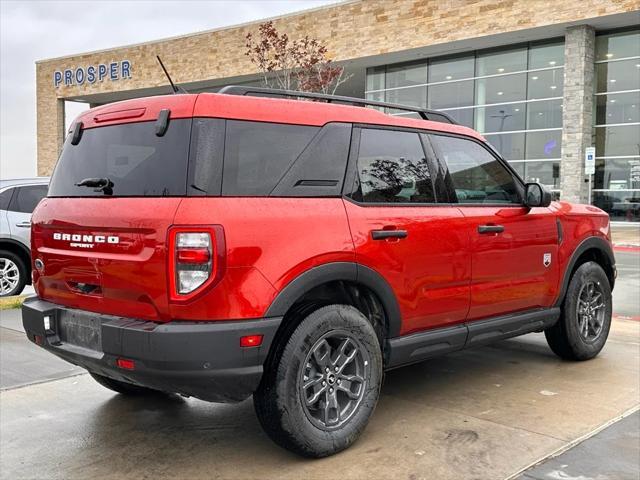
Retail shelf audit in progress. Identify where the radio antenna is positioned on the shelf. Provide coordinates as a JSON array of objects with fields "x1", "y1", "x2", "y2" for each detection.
[{"x1": 156, "y1": 55, "x2": 187, "y2": 94}]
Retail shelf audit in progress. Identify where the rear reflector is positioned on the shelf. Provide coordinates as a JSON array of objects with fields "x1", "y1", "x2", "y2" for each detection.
[
  {"x1": 116, "y1": 358, "x2": 135, "y2": 370},
  {"x1": 177, "y1": 248, "x2": 210, "y2": 264},
  {"x1": 240, "y1": 334, "x2": 263, "y2": 348}
]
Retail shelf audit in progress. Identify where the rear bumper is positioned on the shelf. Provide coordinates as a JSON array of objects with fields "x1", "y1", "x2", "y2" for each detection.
[{"x1": 22, "y1": 297, "x2": 281, "y2": 403}]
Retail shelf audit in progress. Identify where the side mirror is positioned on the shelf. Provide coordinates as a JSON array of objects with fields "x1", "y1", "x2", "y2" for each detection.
[{"x1": 525, "y1": 182, "x2": 552, "y2": 208}]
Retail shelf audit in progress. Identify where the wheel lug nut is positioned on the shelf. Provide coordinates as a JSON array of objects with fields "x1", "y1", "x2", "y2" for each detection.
[
  {"x1": 334, "y1": 367, "x2": 339, "y2": 372},
  {"x1": 325, "y1": 367, "x2": 330, "y2": 373},
  {"x1": 337, "y1": 379, "x2": 341, "y2": 384},
  {"x1": 322, "y1": 381, "x2": 326, "y2": 386},
  {"x1": 329, "y1": 388, "x2": 334, "y2": 393}
]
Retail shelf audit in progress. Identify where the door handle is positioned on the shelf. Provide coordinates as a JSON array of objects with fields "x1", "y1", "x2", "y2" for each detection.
[
  {"x1": 15, "y1": 222, "x2": 31, "y2": 228},
  {"x1": 371, "y1": 230, "x2": 408, "y2": 240},
  {"x1": 478, "y1": 224, "x2": 504, "y2": 234}
]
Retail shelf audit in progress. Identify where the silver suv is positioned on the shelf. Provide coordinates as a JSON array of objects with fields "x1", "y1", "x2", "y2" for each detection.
[{"x1": 0, "y1": 178, "x2": 49, "y2": 296}]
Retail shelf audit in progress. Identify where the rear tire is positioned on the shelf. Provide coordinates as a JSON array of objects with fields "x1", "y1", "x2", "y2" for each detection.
[
  {"x1": 89, "y1": 372, "x2": 162, "y2": 396},
  {"x1": 0, "y1": 250, "x2": 27, "y2": 297},
  {"x1": 254, "y1": 304, "x2": 383, "y2": 457},
  {"x1": 545, "y1": 261, "x2": 612, "y2": 360}
]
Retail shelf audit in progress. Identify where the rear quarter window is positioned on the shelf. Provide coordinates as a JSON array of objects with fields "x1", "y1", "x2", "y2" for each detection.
[
  {"x1": 8, "y1": 185, "x2": 48, "y2": 213},
  {"x1": 221, "y1": 121, "x2": 320, "y2": 196}
]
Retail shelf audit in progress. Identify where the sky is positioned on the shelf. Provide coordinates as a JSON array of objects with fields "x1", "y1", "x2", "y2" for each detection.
[{"x1": 0, "y1": 0, "x2": 336, "y2": 179}]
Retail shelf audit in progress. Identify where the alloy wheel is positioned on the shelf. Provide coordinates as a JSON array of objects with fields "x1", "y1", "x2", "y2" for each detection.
[
  {"x1": 299, "y1": 330, "x2": 369, "y2": 430},
  {"x1": 0, "y1": 257, "x2": 20, "y2": 296},
  {"x1": 576, "y1": 280, "x2": 606, "y2": 342}
]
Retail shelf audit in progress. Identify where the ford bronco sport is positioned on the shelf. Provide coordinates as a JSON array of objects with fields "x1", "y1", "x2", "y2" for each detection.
[{"x1": 23, "y1": 86, "x2": 616, "y2": 457}]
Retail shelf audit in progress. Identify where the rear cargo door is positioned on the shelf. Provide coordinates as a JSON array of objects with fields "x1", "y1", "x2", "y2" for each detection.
[{"x1": 32, "y1": 116, "x2": 193, "y2": 321}]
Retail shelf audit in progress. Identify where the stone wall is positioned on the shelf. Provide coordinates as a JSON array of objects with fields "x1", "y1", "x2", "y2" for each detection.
[{"x1": 36, "y1": 0, "x2": 640, "y2": 174}]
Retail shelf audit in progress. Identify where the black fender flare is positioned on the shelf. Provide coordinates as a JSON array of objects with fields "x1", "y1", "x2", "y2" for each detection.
[
  {"x1": 554, "y1": 236, "x2": 615, "y2": 307},
  {"x1": 264, "y1": 262, "x2": 402, "y2": 338}
]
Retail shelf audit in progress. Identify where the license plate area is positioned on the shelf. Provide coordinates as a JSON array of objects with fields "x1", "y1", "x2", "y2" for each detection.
[{"x1": 58, "y1": 310, "x2": 103, "y2": 352}]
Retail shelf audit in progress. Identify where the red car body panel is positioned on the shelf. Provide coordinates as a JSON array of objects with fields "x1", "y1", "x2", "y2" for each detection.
[
  {"x1": 343, "y1": 200, "x2": 471, "y2": 336},
  {"x1": 32, "y1": 93, "x2": 613, "y2": 341}
]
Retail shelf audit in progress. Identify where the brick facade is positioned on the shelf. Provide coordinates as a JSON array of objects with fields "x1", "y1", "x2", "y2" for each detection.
[{"x1": 36, "y1": 0, "x2": 640, "y2": 175}]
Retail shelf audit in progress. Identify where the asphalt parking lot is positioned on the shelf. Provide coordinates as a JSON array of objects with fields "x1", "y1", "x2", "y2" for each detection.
[{"x1": 1, "y1": 250, "x2": 638, "y2": 480}]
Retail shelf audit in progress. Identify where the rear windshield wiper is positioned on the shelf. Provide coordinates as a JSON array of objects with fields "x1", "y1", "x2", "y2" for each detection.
[{"x1": 75, "y1": 177, "x2": 114, "y2": 195}]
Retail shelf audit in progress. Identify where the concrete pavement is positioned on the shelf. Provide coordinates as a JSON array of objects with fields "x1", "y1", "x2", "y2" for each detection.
[{"x1": 0, "y1": 317, "x2": 638, "y2": 480}]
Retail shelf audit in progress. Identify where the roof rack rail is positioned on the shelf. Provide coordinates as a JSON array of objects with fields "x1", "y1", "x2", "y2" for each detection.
[{"x1": 217, "y1": 85, "x2": 458, "y2": 125}]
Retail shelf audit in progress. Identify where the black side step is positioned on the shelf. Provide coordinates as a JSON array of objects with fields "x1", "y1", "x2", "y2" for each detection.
[{"x1": 385, "y1": 307, "x2": 560, "y2": 370}]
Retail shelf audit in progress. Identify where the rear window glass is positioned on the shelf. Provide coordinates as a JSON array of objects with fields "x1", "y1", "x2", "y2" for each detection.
[
  {"x1": 222, "y1": 121, "x2": 319, "y2": 196},
  {"x1": 48, "y1": 119, "x2": 191, "y2": 197}
]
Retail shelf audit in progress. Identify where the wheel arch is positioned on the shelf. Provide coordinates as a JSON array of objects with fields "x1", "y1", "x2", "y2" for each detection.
[
  {"x1": 0, "y1": 239, "x2": 32, "y2": 285},
  {"x1": 263, "y1": 262, "x2": 402, "y2": 368},
  {"x1": 555, "y1": 236, "x2": 615, "y2": 307}
]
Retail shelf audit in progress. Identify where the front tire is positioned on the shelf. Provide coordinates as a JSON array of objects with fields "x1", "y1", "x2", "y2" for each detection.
[
  {"x1": 0, "y1": 250, "x2": 27, "y2": 297},
  {"x1": 545, "y1": 261, "x2": 612, "y2": 360},
  {"x1": 254, "y1": 304, "x2": 383, "y2": 457}
]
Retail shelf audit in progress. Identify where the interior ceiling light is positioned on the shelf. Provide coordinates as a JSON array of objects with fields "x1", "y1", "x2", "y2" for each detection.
[
  {"x1": 498, "y1": 68, "x2": 505, "y2": 72},
  {"x1": 532, "y1": 76, "x2": 539, "y2": 80},
  {"x1": 606, "y1": 53, "x2": 614, "y2": 58},
  {"x1": 497, "y1": 91, "x2": 504, "y2": 95},
  {"x1": 445, "y1": 75, "x2": 452, "y2": 80},
  {"x1": 549, "y1": 61, "x2": 557, "y2": 65}
]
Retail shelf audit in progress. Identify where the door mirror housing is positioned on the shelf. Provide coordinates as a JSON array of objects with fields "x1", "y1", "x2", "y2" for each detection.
[{"x1": 525, "y1": 182, "x2": 552, "y2": 208}]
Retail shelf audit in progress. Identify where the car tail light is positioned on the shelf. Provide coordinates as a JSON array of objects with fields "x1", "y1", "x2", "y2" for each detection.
[
  {"x1": 116, "y1": 358, "x2": 135, "y2": 370},
  {"x1": 169, "y1": 226, "x2": 225, "y2": 302}
]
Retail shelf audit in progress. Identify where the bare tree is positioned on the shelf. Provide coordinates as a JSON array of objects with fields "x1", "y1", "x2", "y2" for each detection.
[{"x1": 245, "y1": 21, "x2": 352, "y2": 94}]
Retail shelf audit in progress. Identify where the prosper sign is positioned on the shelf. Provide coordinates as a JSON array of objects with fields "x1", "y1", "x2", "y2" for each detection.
[{"x1": 53, "y1": 60, "x2": 132, "y2": 88}]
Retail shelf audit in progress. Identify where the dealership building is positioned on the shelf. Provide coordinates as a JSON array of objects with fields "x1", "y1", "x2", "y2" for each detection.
[{"x1": 36, "y1": 0, "x2": 639, "y2": 220}]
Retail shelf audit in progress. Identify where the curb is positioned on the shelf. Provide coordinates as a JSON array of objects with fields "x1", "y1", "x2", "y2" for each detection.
[{"x1": 613, "y1": 244, "x2": 640, "y2": 252}]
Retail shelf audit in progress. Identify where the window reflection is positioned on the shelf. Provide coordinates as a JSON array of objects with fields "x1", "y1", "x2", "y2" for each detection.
[
  {"x1": 528, "y1": 42, "x2": 565, "y2": 69},
  {"x1": 527, "y1": 69, "x2": 563, "y2": 99},
  {"x1": 386, "y1": 62, "x2": 427, "y2": 89},
  {"x1": 428, "y1": 56, "x2": 475, "y2": 82},
  {"x1": 484, "y1": 133, "x2": 525, "y2": 160},
  {"x1": 428, "y1": 80, "x2": 474, "y2": 109},
  {"x1": 476, "y1": 48, "x2": 527, "y2": 76},
  {"x1": 475, "y1": 103, "x2": 526, "y2": 133},
  {"x1": 525, "y1": 130, "x2": 562, "y2": 159},
  {"x1": 595, "y1": 31, "x2": 640, "y2": 62},
  {"x1": 596, "y1": 92, "x2": 640, "y2": 125},
  {"x1": 596, "y1": 125, "x2": 640, "y2": 157},
  {"x1": 523, "y1": 161, "x2": 560, "y2": 189},
  {"x1": 475, "y1": 73, "x2": 526, "y2": 104},
  {"x1": 593, "y1": 190, "x2": 640, "y2": 222},
  {"x1": 526, "y1": 100, "x2": 563, "y2": 130},
  {"x1": 596, "y1": 60, "x2": 640, "y2": 93}
]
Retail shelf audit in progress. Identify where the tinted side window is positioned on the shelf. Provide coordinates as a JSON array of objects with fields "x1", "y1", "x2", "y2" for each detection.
[
  {"x1": 0, "y1": 188, "x2": 14, "y2": 210},
  {"x1": 271, "y1": 123, "x2": 351, "y2": 197},
  {"x1": 354, "y1": 128, "x2": 435, "y2": 203},
  {"x1": 222, "y1": 121, "x2": 319, "y2": 196},
  {"x1": 429, "y1": 134, "x2": 521, "y2": 204},
  {"x1": 9, "y1": 185, "x2": 48, "y2": 213}
]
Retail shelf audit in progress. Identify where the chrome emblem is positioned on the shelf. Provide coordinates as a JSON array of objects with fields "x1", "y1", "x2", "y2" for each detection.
[{"x1": 543, "y1": 253, "x2": 552, "y2": 268}]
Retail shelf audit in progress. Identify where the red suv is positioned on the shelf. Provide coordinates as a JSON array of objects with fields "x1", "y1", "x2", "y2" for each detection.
[{"x1": 23, "y1": 87, "x2": 615, "y2": 457}]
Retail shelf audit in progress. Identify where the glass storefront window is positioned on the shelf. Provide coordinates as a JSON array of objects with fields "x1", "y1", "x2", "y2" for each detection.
[
  {"x1": 428, "y1": 56, "x2": 475, "y2": 83},
  {"x1": 484, "y1": 132, "x2": 525, "y2": 160},
  {"x1": 509, "y1": 161, "x2": 525, "y2": 179},
  {"x1": 596, "y1": 91, "x2": 640, "y2": 125},
  {"x1": 527, "y1": 99, "x2": 563, "y2": 130},
  {"x1": 523, "y1": 160, "x2": 561, "y2": 189},
  {"x1": 386, "y1": 61, "x2": 427, "y2": 89},
  {"x1": 366, "y1": 67, "x2": 385, "y2": 91},
  {"x1": 596, "y1": 59, "x2": 640, "y2": 93},
  {"x1": 527, "y1": 69, "x2": 563, "y2": 99},
  {"x1": 528, "y1": 42, "x2": 565, "y2": 69},
  {"x1": 476, "y1": 47, "x2": 527, "y2": 76},
  {"x1": 428, "y1": 80, "x2": 474, "y2": 109},
  {"x1": 595, "y1": 30, "x2": 640, "y2": 62},
  {"x1": 593, "y1": 190, "x2": 640, "y2": 222},
  {"x1": 595, "y1": 125, "x2": 640, "y2": 157},
  {"x1": 525, "y1": 130, "x2": 562, "y2": 159},
  {"x1": 385, "y1": 86, "x2": 427, "y2": 108},
  {"x1": 475, "y1": 73, "x2": 526, "y2": 104},
  {"x1": 442, "y1": 108, "x2": 474, "y2": 128},
  {"x1": 594, "y1": 157, "x2": 640, "y2": 190},
  {"x1": 475, "y1": 103, "x2": 526, "y2": 133}
]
